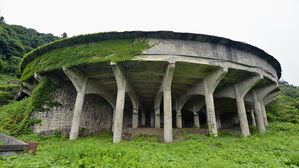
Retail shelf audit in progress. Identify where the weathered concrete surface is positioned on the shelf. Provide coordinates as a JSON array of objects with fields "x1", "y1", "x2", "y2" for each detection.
[
  {"x1": 143, "y1": 39, "x2": 277, "y2": 79},
  {"x1": 250, "y1": 109, "x2": 257, "y2": 126},
  {"x1": 162, "y1": 63, "x2": 175, "y2": 142}
]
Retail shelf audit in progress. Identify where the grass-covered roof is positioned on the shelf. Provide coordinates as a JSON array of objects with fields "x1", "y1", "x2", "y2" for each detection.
[{"x1": 20, "y1": 31, "x2": 281, "y2": 81}]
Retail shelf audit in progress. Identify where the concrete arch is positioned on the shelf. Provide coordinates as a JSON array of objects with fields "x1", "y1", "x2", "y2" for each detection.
[
  {"x1": 85, "y1": 89, "x2": 116, "y2": 110},
  {"x1": 127, "y1": 91, "x2": 139, "y2": 110}
]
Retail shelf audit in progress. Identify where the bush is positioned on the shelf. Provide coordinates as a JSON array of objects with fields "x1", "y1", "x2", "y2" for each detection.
[{"x1": 0, "y1": 77, "x2": 56, "y2": 135}]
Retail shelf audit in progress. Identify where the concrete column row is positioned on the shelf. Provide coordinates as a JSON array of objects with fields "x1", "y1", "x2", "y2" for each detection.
[{"x1": 64, "y1": 62, "x2": 278, "y2": 143}]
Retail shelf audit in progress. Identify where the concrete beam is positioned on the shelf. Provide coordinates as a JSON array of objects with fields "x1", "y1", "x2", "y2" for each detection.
[
  {"x1": 184, "y1": 99, "x2": 205, "y2": 113},
  {"x1": 63, "y1": 68, "x2": 86, "y2": 93},
  {"x1": 263, "y1": 91, "x2": 281, "y2": 106},
  {"x1": 255, "y1": 84, "x2": 279, "y2": 101},
  {"x1": 63, "y1": 68, "x2": 88, "y2": 140}
]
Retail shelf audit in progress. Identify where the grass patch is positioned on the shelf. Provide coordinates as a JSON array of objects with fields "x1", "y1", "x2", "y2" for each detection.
[
  {"x1": 21, "y1": 39, "x2": 150, "y2": 81},
  {"x1": 0, "y1": 122, "x2": 298, "y2": 167},
  {"x1": 0, "y1": 74, "x2": 18, "y2": 85}
]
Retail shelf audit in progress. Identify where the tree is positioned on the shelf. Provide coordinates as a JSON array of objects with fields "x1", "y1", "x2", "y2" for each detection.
[
  {"x1": 0, "y1": 16, "x2": 4, "y2": 23},
  {"x1": 61, "y1": 32, "x2": 68, "y2": 39}
]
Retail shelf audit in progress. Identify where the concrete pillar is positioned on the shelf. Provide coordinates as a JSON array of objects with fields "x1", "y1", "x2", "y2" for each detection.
[
  {"x1": 113, "y1": 89, "x2": 126, "y2": 143},
  {"x1": 132, "y1": 108, "x2": 138, "y2": 129},
  {"x1": 194, "y1": 113, "x2": 200, "y2": 128},
  {"x1": 192, "y1": 104, "x2": 200, "y2": 128},
  {"x1": 150, "y1": 109, "x2": 155, "y2": 127},
  {"x1": 252, "y1": 90, "x2": 265, "y2": 133},
  {"x1": 163, "y1": 63, "x2": 175, "y2": 142},
  {"x1": 141, "y1": 109, "x2": 146, "y2": 126},
  {"x1": 63, "y1": 68, "x2": 88, "y2": 140},
  {"x1": 234, "y1": 85, "x2": 250, "y2": 137},
  {"x1": 204, "y1": 79, "x2": 218, "y2": 137},
  {"x1": 69, "y1": 80, "x2": 87, "y2": 140},
  {"x1": 155, "y1": 107, "x2": 160, "y2": 128},
  {"x1": 260, "y1": 102, "x2": 268, "y2": 127},
  {"x1": 111, "y1": 109, "x2": 115, "y2": 132},
  {"x1": 250, "y1": 109, "x2": 256, "y2": 126},
  {"x1": 203, "y1": 67, "x2": 227, "y2": 137},
  {"x1": 176, "y1": 110, "x2": 182, "y2": 128},
  {"x1": 164, "y1": 90, "x2": 173, "y2": 142},
  {"x1": 216, "y1": 114, "x2": 221, "y2": 129},
  {"x1": 263, "y1": 91, "x2": 281, "y2": 106},
  {"x1": 111, "y1": 62, "x2": 127, "y2": 143}
]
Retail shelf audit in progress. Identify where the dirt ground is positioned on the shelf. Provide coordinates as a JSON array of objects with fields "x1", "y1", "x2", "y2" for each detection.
[{"x1": 122, "y1": 127, "x2": 242, "y2": 142}]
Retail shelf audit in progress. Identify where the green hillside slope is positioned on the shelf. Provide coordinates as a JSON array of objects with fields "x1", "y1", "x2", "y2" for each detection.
[{"x1": 0, "y1": 18, "x2": 59, "y2": 75}]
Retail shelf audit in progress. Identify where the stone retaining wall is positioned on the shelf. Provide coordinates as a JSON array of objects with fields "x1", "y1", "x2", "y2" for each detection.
[{"x1": 30, "y1": 83, "x2": 113, "y2": 136}]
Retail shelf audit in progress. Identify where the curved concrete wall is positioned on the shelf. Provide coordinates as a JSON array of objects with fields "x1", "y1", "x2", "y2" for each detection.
[{"x1": 143, "y1": 39, "x2": 278, "y2": 80}]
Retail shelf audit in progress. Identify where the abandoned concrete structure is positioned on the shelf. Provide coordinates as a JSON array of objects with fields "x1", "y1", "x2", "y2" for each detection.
[{"x1": 21, "y1": 31, "x2": 281, "y2": 143}]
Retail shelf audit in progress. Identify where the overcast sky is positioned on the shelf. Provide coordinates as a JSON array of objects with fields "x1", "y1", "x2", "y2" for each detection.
[{"x1": 1, "y1": 0, "x2": 298, "y2": 85}]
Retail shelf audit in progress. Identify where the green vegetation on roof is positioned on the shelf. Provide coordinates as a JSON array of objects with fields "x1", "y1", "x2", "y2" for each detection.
[
  {"x1": 20, "y1": 39, "x2": 151, "y2": 81},
  {"x1": 19, "y1": 31, "x2": 282, "y2": 79}
]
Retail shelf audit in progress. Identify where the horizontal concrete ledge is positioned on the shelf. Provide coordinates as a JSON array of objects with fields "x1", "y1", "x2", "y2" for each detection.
[
  {"x1": 0, "y1": 145, "x2": 28, "y2": 152},
  {"x1": 136, "y1": 54, "x2": 277, "y2": 82},
  {"x1": 0, "y1": 133, "x2": 29, "y2": 156}
]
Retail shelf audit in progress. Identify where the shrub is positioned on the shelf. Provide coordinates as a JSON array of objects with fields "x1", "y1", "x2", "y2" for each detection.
[{"x1": 0, "y1": 77, "x2": 56, "y2": 135}]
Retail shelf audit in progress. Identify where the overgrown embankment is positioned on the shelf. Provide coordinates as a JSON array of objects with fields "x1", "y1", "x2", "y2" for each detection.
[
  {"x1": 0, "y1": 77, "x2": 57, "y2": 135},
  {"x1": 266, "y1": 84, "x2": 299, "y2": 123}
]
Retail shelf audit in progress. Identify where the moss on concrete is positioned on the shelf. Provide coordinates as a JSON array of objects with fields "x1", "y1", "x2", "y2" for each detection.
[
  {"x1": 21, "y1": 39, "x2": 150, "y2": 82},
  {"x1": 20, "y1": 31, "x2": 281, "y2": 79}
]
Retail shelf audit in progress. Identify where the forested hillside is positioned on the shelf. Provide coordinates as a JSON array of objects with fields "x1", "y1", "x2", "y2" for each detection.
[
  {"x1": 0, "y1": 17, "x2": 59, "y2": 75},
  {"x1": 267, "y1": 82, "x2": 299, "y2": 123}
]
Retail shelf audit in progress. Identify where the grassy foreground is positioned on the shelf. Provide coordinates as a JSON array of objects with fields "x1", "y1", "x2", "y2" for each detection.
[{"x1": 0, "y1": 122, "x2": 298, "y2": 168}]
